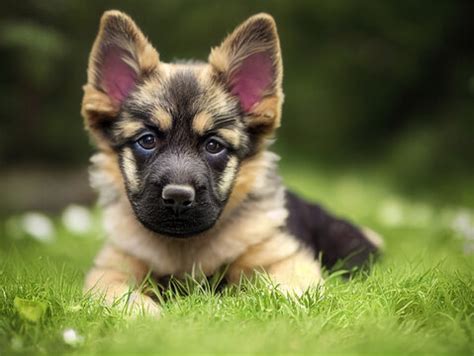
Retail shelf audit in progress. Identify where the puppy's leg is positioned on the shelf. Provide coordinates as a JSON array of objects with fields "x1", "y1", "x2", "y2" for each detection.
[
  {"x1": 285, "y1": 190, "x2": 383, "y2": 271},
  {"x1": 84, "y1": 244, "x2": 160, "y2": 316},
  {"x1": 264, "y1": 248, "x2": 323, "y2": 295},
  {"x1": 227, "y1": 233, "x2": 323, "y2": 295}
]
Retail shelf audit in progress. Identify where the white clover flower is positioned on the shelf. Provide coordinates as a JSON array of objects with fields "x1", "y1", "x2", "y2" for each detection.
[
  {"x1": 62, "y1": 205, "x2": 92, "y2": 235},
  {"x1": 378, "y1": 198, "x2": 404, "y2": 227},
  {"x1": 451, "y1": 211, "x2": 474, "y2": 240},
  {"x1": 20, "y1": 212, "x2": 55, "y2": 243},
  {"x1": 451, "y1": 210, "x2": 474, "y2": 255},
  {"x1": 62, "y1": 328, "x2": 84, "y2": 347}
]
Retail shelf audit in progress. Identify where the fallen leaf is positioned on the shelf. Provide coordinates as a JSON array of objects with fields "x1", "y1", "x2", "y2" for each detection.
[{"x1": 14, "y1": 297, "x2": 48, "y2": 322}]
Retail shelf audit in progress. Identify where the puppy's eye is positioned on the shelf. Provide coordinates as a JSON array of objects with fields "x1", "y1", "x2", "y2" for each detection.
[
  {"x1": 137, "y1": 134, "x2": 157, "y2": 150},
  {"x1": 205, "y1": 139, "x2": 225, "y2": 154}
]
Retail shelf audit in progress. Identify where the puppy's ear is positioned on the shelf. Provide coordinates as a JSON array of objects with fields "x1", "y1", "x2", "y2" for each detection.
[
  {"x1": 209, "y1": 13, "x2": 283, "y2": 134},
  {"x1": 82, "y1": 10, "x2": 159, "y2": 133}
]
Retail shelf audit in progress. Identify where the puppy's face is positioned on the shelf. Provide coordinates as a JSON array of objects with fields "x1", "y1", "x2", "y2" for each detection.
[{"x1": 82, "y1": 11, "x2": 283, "y2": 237}]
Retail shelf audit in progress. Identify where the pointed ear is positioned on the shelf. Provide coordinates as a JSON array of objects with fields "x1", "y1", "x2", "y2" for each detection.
[
  {"x1": 82, "y1": 10, "x2": 159, "y2": 130},
  {"x1": 209, "y1": 13, "x2": 283, "y2": 133}
]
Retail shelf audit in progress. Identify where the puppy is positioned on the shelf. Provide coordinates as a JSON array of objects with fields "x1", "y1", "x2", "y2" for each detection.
[{"x1": 82, "y1": 10, "x2": 382, "y2": 314}]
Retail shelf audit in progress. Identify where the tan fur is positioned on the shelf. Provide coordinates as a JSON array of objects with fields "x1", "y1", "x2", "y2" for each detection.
[
  {"x1": 151, "y1": 106, "x2": 173, "y2": 131},
  {"x1": 81, "y1": 85, "x2": 119, "y2": 149},
  {"x1": 221, "y1": 152, "x2": 270, "y2": 216},
  {"x1": 82, "y1": 84, "x2": 118, "y2": 119},
  {"x1": 89, "y1": 152, "x2": 124, "y2": 206},
  {"x1": 228, "y1": 245, "x2": 322, "y2": 295},
  {"x1": 247, "y1": 96, "x2": 283, "y2": 134},
  {"x1": 121, "y1": 147, "x2": 140, "y2": 192},
  {"x1": 217, "y1": 128, "x2": 241, "y2": 147},
  {"x1": 262, "y1": 248, "x2": 322, "y2": 295},
  {"x1": 218, "y1": 156, "x2": 238, "y2": 196},
  {"x1": 192, "y1": 112, "x2": 214, "y2": 135},
  {"x1": 114, "y1": 118, "x2": 146, "y2": 138},
  {"x1": 84, "y1": 244, "x2": 160, "y2": 315}
]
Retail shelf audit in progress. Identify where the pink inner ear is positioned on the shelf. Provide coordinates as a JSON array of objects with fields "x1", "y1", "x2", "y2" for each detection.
[
  {"x1": 101, "y1": 47, "x2": 137, "y2": 104},
  {"x1": 230, "y1": 52, "x2": 273, "y2": 112}
]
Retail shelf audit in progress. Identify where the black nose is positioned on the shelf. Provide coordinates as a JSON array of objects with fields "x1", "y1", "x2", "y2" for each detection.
[{"x1": 161, "y1": 184, "x2": 195, "y2": 214}]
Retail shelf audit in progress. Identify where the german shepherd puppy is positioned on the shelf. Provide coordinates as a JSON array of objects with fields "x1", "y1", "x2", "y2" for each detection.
[{"x1": 82, "y1": 10, "x2": 382, "y2": 315}]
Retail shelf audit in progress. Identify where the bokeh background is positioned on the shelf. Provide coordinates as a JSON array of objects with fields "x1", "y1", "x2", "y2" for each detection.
[{"x1": 1, "y1": 0, "x2": 473, "y2": 214}]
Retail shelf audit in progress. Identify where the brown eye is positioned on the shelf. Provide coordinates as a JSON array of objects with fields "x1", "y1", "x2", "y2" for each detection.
[
  {"x1": 205, "y1": 139, "x2": 225, "y2": 154},
  {"x1": 137, "y1": 134, "x2": 157, "y2": 150}
]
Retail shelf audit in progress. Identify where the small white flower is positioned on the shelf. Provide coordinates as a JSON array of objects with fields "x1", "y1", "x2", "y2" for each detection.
[
  {"x1": 378, "y1": 199, "x2": 404, "y2": 227},
  {"x1": 62, "y1": 328, "x2": 84, "y2": 347},
  {"x1": 450, "y1": 210, "x2": 474, "y2": 255},
  {"x1": 451, "y1": 211, "x2": 474, "y2": 240},
  {"x1": 62, "y1": 205, "x2": 92, "y2": 235},
  {"x1": 20, "y1": 212, "x2": 55, "y2": 243}
]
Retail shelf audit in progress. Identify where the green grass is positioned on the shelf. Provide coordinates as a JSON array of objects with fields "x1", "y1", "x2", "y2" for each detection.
[{"x1": 1, "y1": 164, "x2": 473, "y2": 354}]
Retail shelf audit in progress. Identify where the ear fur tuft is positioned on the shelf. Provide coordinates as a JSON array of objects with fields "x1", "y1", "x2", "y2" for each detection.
[
  {"x1": 209, "y1": 13, "x2": 283, "y2": 132},
  {"x1": 82, "y1": 10, "x2": 159, "y2": 134}
]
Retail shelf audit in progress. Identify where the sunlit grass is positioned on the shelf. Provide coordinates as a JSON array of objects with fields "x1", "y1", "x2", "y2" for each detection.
[{"x1": 1, "y1": 164, "x2": 473, "y2": 354}]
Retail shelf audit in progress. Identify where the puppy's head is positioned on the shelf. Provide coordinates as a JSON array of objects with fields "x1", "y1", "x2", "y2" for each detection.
[{"x1": 82, "y1": 10, "x2": 283, "y2": 237}]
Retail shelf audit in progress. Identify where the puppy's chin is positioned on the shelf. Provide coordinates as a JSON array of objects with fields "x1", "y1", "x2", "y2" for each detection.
[
  {"x1": 132, "y1": 207, "x2": 221, "y2": 238},
  {"x1": 142, "y1": 219, "x2": 217, "y2": 239}
]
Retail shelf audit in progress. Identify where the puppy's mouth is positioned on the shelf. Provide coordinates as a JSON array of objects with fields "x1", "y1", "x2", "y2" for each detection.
[
  {"x1": 138, "y1": 215, "x2": 218, "y2": 239},
  {"x1": 150, "y1": 221, "x2": 216, "y2": 238}
]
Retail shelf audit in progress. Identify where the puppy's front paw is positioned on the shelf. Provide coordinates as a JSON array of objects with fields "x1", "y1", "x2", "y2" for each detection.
[
  {"x1": 124, "y1": 292, "x2": 161, "y2": 317},
  {"x1": 274, "y1": 279, "x2": 325, "y2": 300}
]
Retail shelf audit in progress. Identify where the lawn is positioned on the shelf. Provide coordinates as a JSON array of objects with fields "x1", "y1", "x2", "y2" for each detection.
[{"x1": 1, "y1": 163, "x2": 473, "y2": 354}]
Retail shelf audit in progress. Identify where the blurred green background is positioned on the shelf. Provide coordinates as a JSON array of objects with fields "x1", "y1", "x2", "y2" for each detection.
[{"x1": 0, "y1": 0, "x2": 473, "y2": 213}]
